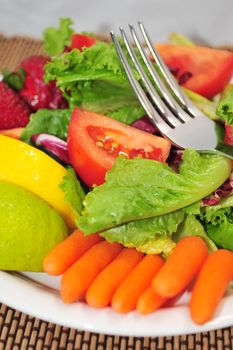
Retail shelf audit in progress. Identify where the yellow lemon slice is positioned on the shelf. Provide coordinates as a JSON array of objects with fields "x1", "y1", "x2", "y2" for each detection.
[{"x1": 0, "y1": 135, "x2": 75, "y2": 228}]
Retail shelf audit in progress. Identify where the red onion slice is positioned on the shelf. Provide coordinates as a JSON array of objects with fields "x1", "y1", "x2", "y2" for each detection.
[
  {"x1": 202, "y1": 173, "x2": 233, "y2": 206},
  {"x1": 31, "y1": 133, "x2": 70, "y2": 164},
  {"x1": 131, "y1": 116, "x2": 158, "y2": 134}
]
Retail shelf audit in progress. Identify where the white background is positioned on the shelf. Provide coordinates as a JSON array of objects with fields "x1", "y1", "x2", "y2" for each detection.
[{"x1": 0, "y1": 0, "x2": 232, "y2": 45}]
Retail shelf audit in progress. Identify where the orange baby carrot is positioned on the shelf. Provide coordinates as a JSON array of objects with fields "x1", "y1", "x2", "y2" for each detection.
[
  {"x1": 190, "y1": 249, "x2": 233, "y2": 324},
  {"x1": 111, "y1": 254, "x2": 164, "y2": 313},
  {"x1": 61, "y1": 241, "x2": 122, "y2": 303},
  {"x1": 43, "y1": 229, "x2": 102, "y2": 275},
  {"x1": 153, "y1": 236, "x2": 208, "y2": 298},
  {"x1": 137, "y1": 286, "x2": 167, "y2": 315},
  {"x1": 0, "y1": 127, "x2": 24, "y2": 139},
  {"x1": 86, "y1": 248, "x2": 144, "y2": 308}
]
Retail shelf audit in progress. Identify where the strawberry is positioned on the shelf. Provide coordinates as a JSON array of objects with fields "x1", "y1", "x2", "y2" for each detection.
[
  {"x1": 19, "y1": 55, "x2": 68, "y2": 111},
  {"x1": 0, "y1": 81, "x2": 30, "y2": 130}
]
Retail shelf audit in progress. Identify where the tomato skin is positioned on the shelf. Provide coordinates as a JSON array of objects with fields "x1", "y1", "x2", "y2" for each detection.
[
  {"x1": 224, "y1": 125, "x2": 233, "y2": 146},
  {"x1": 68, "y1": 108, "x2": 171, "y2": 187},
  {"x1": 71, "y1": 33, "x2": 96, "y2": 51},
  {"x1": 156, "y1": 44, "x2": 233, "y2": 98}
]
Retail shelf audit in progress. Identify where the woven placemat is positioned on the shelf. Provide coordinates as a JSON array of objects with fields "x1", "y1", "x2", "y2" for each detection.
[
  {"x1": 0, "y1": 34, "x2": 233, "y2": 350},
  {"x1": 1, "y1": 303, "x2": 233, "y2": 350}
]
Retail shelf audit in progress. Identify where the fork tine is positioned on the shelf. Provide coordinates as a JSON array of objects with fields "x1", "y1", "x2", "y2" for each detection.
[
  {"x1": 120, "y1": 28, "x2": 182, "y2": 128},
  {"x1": 129, "y1": 24, "x2": 191, "y2": 123},
  {"x1": 110, "y1": 31, "x2": 170, "y2": 134},
  {"x1": 138, "y1": 21, "x2": 193, "y2": 111}
]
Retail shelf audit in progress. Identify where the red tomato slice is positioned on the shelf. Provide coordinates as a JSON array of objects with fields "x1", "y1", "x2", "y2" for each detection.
[
  {"x1": 68, "y1": 108, "x2": 171, "y2": 187},
  {"x1": 224, "y1": 124, "x2": 233, "y2": 146},
  {"x1": 156, "y1": 44, "x2": 233, "y2": 98},
  {"x1": 71, "y1": 33, "x2": 96, "y2": 51}
]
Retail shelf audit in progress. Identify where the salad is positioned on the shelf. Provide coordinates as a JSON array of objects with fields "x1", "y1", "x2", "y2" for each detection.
[{"x1": 0, "y1": 18, "x2": 233, "y2": 326}]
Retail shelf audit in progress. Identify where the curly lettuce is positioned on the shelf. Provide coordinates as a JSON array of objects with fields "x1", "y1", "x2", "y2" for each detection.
[
  {"x1": 44, "y1": 42, "x2": 145, "y2": 124},
  {"x1": 200, "y1": 195, "x2": 233, "y2": 250},
  {"x1": 43, "y1": 18, "x2": 74, "y2": 56}
]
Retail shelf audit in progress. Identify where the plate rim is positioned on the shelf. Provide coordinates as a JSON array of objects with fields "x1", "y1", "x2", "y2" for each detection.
[{"x1": 1, "y1": 271, "x2": 233, "y2": 337}]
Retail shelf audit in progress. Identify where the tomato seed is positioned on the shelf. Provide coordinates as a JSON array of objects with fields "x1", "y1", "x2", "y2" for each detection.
[{"x1": 96, "y1": 141, "x2": 103, "y2": 147}]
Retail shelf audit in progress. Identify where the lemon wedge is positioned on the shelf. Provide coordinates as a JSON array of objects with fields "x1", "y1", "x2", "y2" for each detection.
[{"x1": 0, "y1": 135, "x2": 76, "y2": 228}]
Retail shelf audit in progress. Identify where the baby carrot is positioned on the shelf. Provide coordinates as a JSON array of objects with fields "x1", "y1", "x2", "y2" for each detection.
[
  {"x1": 136, "y1": 286, "x2": 167, "y2": 315},
  {"x1": 0, "y1": 127, "x2": 24, "y2": 139},
  {"x1": 86, "y1": 248, "x2": 144, "y2": 308},
  {"x1": 153, "y1": 236, "x2": 208, "y2": 298},
  {"x1": 61, "y1": 241, "x2": 122, "y2": 303},
  {"x1": 112, "y1": 254, "x2": 164, "y2": 313},
  {"x1": 190, "y1": 249, "x2": 233, "y2": 324},
  {"x1": 43, "y1": 229, "x2": 102, "y2": 275}
]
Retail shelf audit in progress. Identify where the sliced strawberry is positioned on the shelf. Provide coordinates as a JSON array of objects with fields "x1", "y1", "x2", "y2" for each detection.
[
  {"x1": 0, "y1": 82, "x2": 30, "y2": 130},
  {"x1": 19, "y1": 55, "x2": 68, "y2": 111}
]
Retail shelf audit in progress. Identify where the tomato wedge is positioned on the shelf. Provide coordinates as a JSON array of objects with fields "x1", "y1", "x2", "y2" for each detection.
[
  {"x1": 156, "y1": 44, "x2": 233, "y2": 98},
  {"x1": 71, "y1": 33, "x2": 96, "y2": 51},
  {"x1": 224, "y1": 125, "x2": 233, "y2": 146},
  {"x1": 68, "y1": 108, "x2": 171, "y2": 187}
]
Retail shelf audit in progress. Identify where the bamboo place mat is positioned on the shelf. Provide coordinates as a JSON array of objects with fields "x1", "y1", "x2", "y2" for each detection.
[{"x1": 1, "y1": 34, "x2": 233, "y2": 350}]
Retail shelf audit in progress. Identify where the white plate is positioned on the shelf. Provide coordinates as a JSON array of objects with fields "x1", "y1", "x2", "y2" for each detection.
[{"x1": 1, "y1": 271, "x2": 233, "y2": 336}]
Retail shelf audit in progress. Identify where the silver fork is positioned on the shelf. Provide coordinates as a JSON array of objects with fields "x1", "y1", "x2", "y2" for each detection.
[{"x1": 110, "y1": 21, "x2": 233, "y2": 159}]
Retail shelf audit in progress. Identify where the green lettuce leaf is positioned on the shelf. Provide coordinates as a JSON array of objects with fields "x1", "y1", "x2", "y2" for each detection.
[
  {"x1": 77, "y1": 149, "x2": 232, "y2": 233},
  {"x1": 183, "y1": 88, "x2": 220, "y2": 122},
  {"x1": 168, "y1": 33, "x2": 195, "y2": 46},
  {"x1": 45, "y1": 41, "x2": 130, "y2": 84},
  {"x1": 101, "y1": 209, "x2": 185, "y2": 257},
  {"x1": 101, "y1": 202, "x2": 216, "y2": 256},
  {"x1": 129, "y1": 237, "x2": 176, "y2": 258},
  {"x1": 20, "y1": 109, "x2": 72, "y2": 143},
  {"x1": 108, "y1": 105, "x2": 145, "y2": 124},
  {"x1": 75, "y1": 80, "x2": 144, "y2": 122},
  {"x1": 200, "y1": 195, "x2": 233, "y2": 250},
  {"x1": 43, "y1": 18, "x2": 74, "y2": 56},
  {"x1": 216, "y1": 84, "x2": 233, "y2": 126},
  {"x1": 59, "y1": 167, "x2": 85, "y2": 218},
  {"x1": 174, "y1": 214, "x2": 217, "y2": 252}
]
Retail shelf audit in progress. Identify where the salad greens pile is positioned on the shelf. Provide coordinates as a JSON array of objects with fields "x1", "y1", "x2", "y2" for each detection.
[{"x1": 21, "y1": 18, "x2": 233, "y2": 256}]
